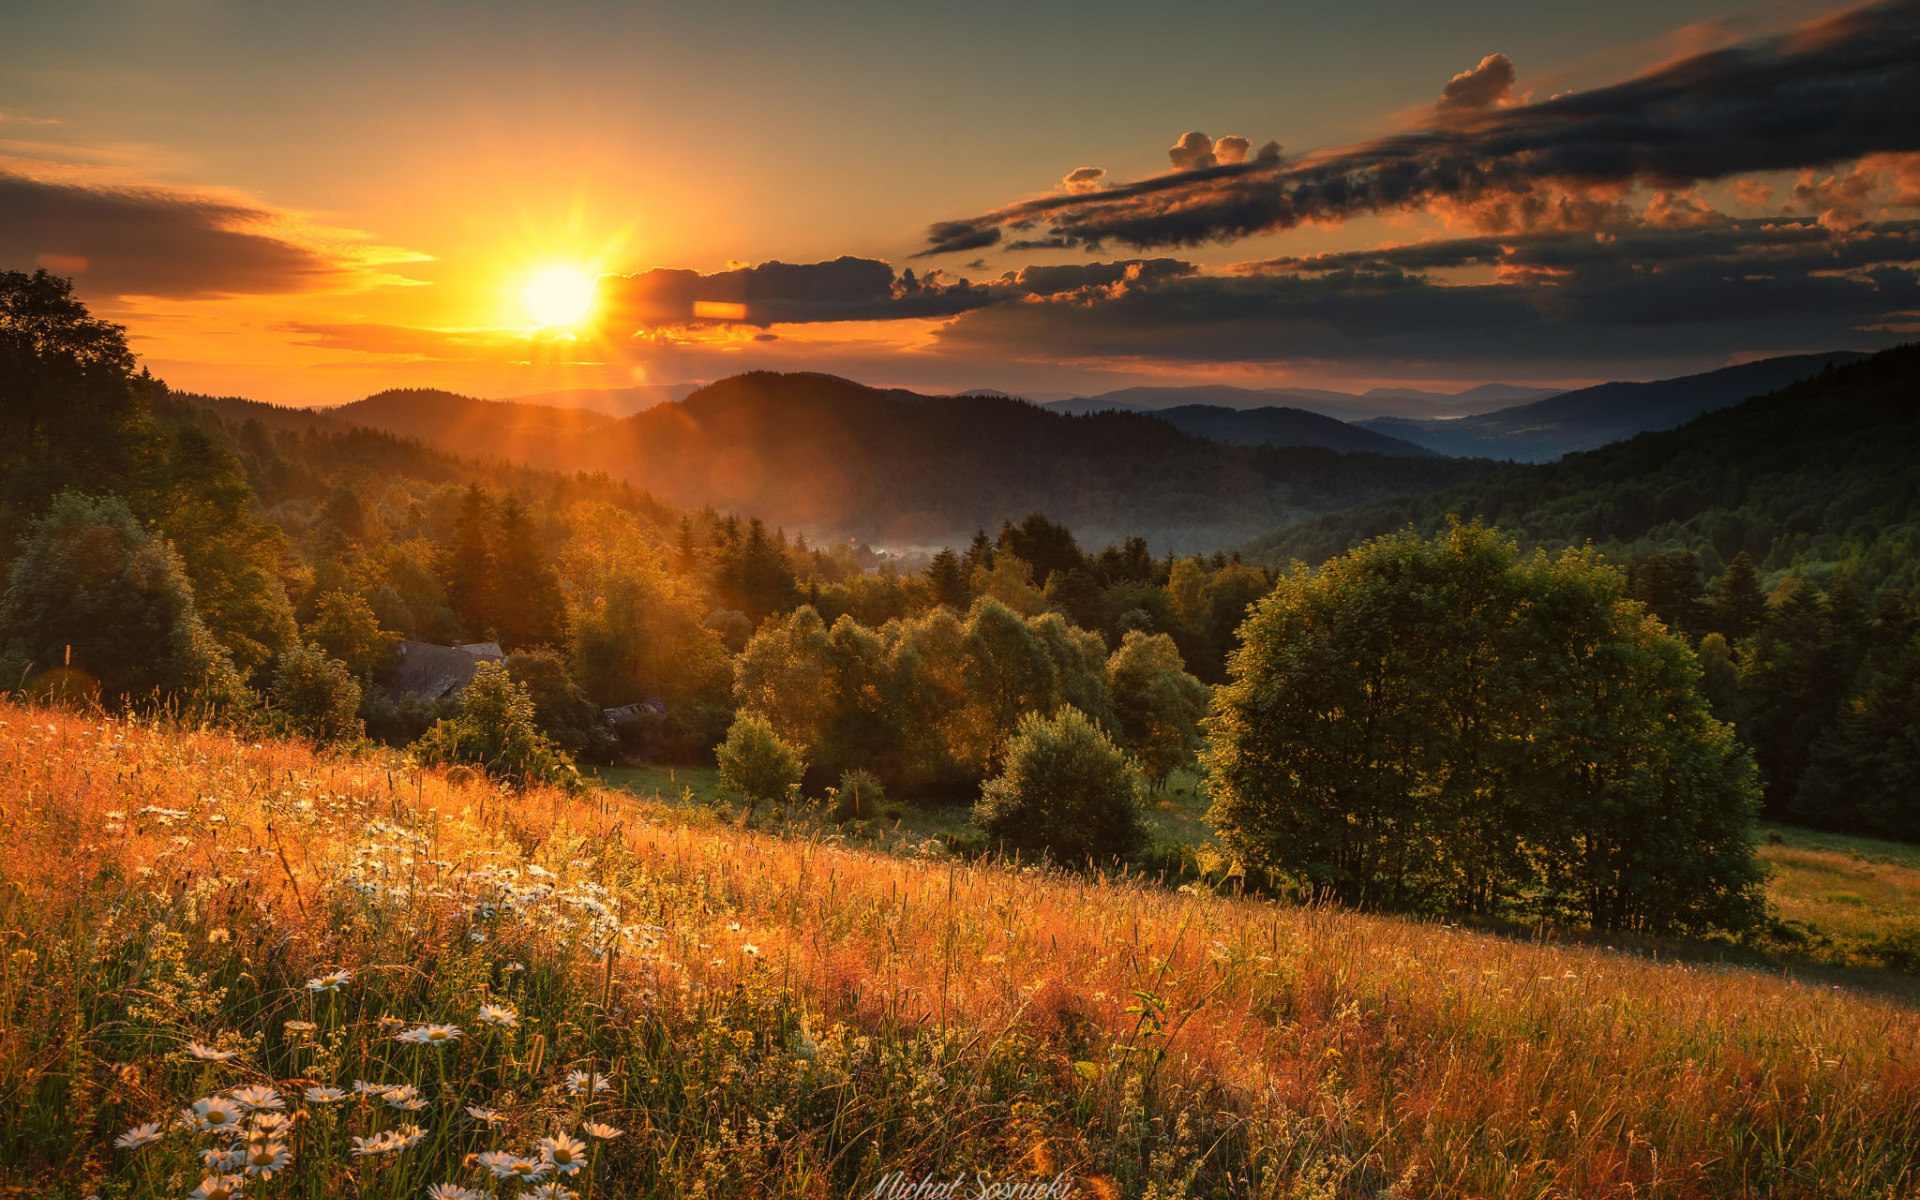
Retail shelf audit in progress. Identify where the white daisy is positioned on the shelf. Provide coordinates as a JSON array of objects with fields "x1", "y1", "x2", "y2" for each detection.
[
  {"x1": 382, "y1": 1083, "x2": 426, "y2": 1110},
  {"x1": 740, "y1": 943, "x2": 761, "y2": 957},
  {"x1": 581, "y1": 1122, "x2": 622, "y2": 1140},
  {"x1": 350, "y1": 1131, "x2": 403, "y2": 1156},
  {"x1": 227, "y1": 1086, "x2": 283, "y2": 1112},
  {"x1": 185, "y1": 1097, "x2": 246, "y2": 1133},
  {"x1": 477, "y1": 1151, "x2": 549, "y2": 1181},
  {"x1": 186, "y1": 1043, "x2": 238, "y2": 1062},
  {"x1": 306, "y1": 970, "x2": 352, "y2": 992},
  {"x1": 240, "y1": 1139, "x2": 291, "y2": 1179},
  {"x1": 527, "y1": 1185, "x2": 576, "y2": 1200},
  {"x1": 466, "y1": 1105, "x2": 507, "y2": 1125},
  {"x1": 564, "y1": 1069, "x2": 610, "y2": 1096},
  {"x1": 247, "y1": 1112, "x2": 294, "y2": 1137},
  {"x1": 303, "y1": 1086, "x2": 346, "y2": 1104},
  {"x1": 477, "y1": 1003, "x2": 518, "y2": 1028},
  {"x1": 114, "y1": 1121, "x2": 164, "y2": 1149},
  {"x1": 188, "y1": 1176, "x2": 246, "y2": 1200},
  {"x1": 538, "y1": 1134, "x2": 587, "y2": 1176},
  {"x1": 396, "y1": 1023, "x2": 463, "y2": 1046},
  {"x1": 428, "y1": 1186, "x2": 484, "y2": 1200}
]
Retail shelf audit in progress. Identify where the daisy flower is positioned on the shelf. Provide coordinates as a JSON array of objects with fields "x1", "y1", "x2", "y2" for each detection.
[
  {"x1": 396, "y1": 1123, "x2": 429, "y2": 1147},
  {"x1": 352, "y1": 1080, "x2": 387, "y2": 1096},
  {"x1": 581, "y1": 1122, "x2": 622, "y2": 1140},
  {"x1": 185, "y1": 1097, "x2": 246, "y2": 1133},
  {"x1": 564, "y1": 1069, "x2": 610, "y2": 1096},
  {"x1": 466, "y1": 1105, "x2": 507, "y2": 1125},
  {"x1": 382, "y1": 1083, "x2": 426, "y2": 1110},
  {"x1": 428, "y1": 1187, "x2": 485, "y2": 1200},
  {"x1": 188, "y1": 1176, "x2": 246, "y2": 1200},
  {"x1": 397, "y1": 1023, "x2": 464, "y2": 1046},
  {"x1": 477, "y1": 1003, "x2": 518, "y2": 1027},
  {"x1": 228, "y1": 1085, "x2": 283, "y2": 1112},
  {"x1": 740, "y1": 943, "x2": 761, "y2": 957},
  {"x1": 240, "y1": 1140, "x2": 292, "y2": 1179},
  {"x1": 247, "y1": 1112, "x2": 294, "y2": 1137},
  {"x1": 306, "y1": 970, "x2": 352, "y2": 992},
  {"x1": 528, "y1": 1185, "x2": 576, "y2": 1200},
  {"x1": 115, "y1": 1121, "x2": 164, "y2": 1149},
  {"x1": 477, "y1": 1151, "x2": 549, "y2": 1182},
  {"x1": 351, "y1": 1132, "x2": 403, "y2": 1157},
  {"x1": 538, "y1": 1134, "x2": 587, "y2": 1176},
  {"x1": 200, "y1": 1146, "x2": 247, "y2": 1172},
  {"x1": 304, "y1": 1086, "x2": 346, "y2": 1104},
  {"x1": 186, "y1": 1042, "x2": 238, "y2": 1062}
]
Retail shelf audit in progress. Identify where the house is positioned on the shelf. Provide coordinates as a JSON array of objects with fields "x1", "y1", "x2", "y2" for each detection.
[
  {"x1": 384, "y1": 640, "x2": 505, "y2": 702},
  {"x1": 602, "y1": 698, "x2": 667, "y2": 727}
]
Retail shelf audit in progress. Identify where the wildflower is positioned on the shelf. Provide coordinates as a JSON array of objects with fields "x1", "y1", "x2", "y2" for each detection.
[
  {"x1": 186, "y1": 1043, "x2": 239, "y2": 1062},
  {"x1": 528, "y1": 1185, "x2": 576, "y2": 1200},
  {"x1": 581, "y1": 1122, "x2": 621, "y2": 1140},
  {"x1": 477, "y1": 1151, "x2": 549, "y2": 1181},
  {"x1": 539, "y1": 1135, "x2": 587, "y2": 1176},
  {"x1": 115, "y1": 1121, "x2": 164, "y2": 1149},
  {"x1": 186, "y1": 1097, "x2": 246, "y2": 1132},
  {"x1": 352, "y1": 1079, "x2": 388, "y2": 1097},
  {"x1": 740, "y1": 943, "x2": 761, "y2": 957},
  {"x1": 397, "y1": 1023, "x2": 464, "y2": 1045},
  {"x1": 396, "y1": 1123, "x2": 429, "y2": 1147},
  {"x1": 200, "y1": 1146, "x2": 247, "y2": 1173},
  {"x1": 384, "y1": 1083, "x2": 430, "y2": 1112},
  {"x1": 351, "y1": 1131, "x2": 404, "y2": 1156},
  {"x1": 228, "y1": 1086, "x2": 283, "y2": 1112},
  {"x1": 240, "y1": 1140, "x2": 292, "y2": 1179},
  {"x1": 428, "y1": 1187, "x2": 485, "y2": 1200},
  {"x1": 466, "y1": 1106, "x2": 507, "y2": 1125},
  {"x1": 564, "y1": 1069, "x2": 610, "y2": 1096},
  {"x1": 248, "y1": 1112, "x2": 294, "y2": 1137},
  {"x1": 189, "y1": 1176, "x2": 246, "y2": 1200},
  {"x1": 208, "y1": 928, "x2": 232, "y2": 945},
  {"x1": 477, "y1": 1003, "x2": 518, "y2": 1028},
  {"x1": 726, "y1": 922, "x2": 743, "y2": 932},
  {"x1": 306, "y1": 970, "x2": 352, "y2": 992}
]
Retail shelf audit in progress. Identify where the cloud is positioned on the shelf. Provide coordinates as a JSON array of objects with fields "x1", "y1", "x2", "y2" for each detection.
[
  {"x1": 593, "y1": 256, "x2": 1007, "y2": 329},
  {"x1": 0, "y1": 169, "x2": 383, "y2": 297},
  {"x1": 920, "y1": 0, "x2": 1920, "y2": 253},
  {"x1": 1168, "y1": 132, "x2": 1219, "y2": 171},
  {"x1": 1438, "y1": 54, "x2": 1516, "y2": 110},
  {"x1": 1063, "y1": 166, "x2": 1106, "y2": 194}
]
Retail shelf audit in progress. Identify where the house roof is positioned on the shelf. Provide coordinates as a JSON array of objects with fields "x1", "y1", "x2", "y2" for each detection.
[{"x1": 386, "y1": 640, "x2": 502, "y2": 702}]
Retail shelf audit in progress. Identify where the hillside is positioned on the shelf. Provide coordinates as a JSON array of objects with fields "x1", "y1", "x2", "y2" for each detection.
[
  {"x1": 308, "y1": 373, "x2": 1494, "y2": 551},
  {"x1": 8, "y1": 702, "x2": 1920, "y2": 1196},
  {"x1": 1244, "y1": 345, "x2": 1920, "y2": 583},
  {"x1": 1048, "y1": 381, "x2": 1554, "y2": 421},
  {"x1": 1359, "y1": 351, "x2": 1869, "y2": 461},
  {"x1": 1137, "y1": 403, "x2": 1434, "y2": 455}
]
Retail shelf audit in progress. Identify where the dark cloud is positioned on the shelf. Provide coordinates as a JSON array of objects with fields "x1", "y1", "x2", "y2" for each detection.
[
  {"x1": 920, "y1": 0, "x2": 1920, "y2": 253},
  {"x1": 594, "y1": 256, "x2": 1006, "y2": 328},
  {"x1": 1439, "y1": 54, "x2": 1516, "y2": 110},
  {"x1": 0, "y1": 171, "x2": 339, "y2": 297}
]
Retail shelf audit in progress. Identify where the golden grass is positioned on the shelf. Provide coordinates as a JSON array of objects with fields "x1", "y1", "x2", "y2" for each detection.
[{"x1": 4, "y1": 700, "x2": 1919, "y2": 1199}]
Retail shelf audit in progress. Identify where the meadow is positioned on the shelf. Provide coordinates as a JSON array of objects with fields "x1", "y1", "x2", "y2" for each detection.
[{"x1": 5, "y1": 700, "x2": 1920, "y2": 1200}]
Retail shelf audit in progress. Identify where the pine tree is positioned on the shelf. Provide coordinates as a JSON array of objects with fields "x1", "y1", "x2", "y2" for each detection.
[
  {"x1": 1711, "y1": 552, "x2": 1769, "y2": 641},
  {"x1": 926, "y1": 548, "x2": 970, "y2": 611},
  {"x1": 444, "y1": 485, "x2": 496, "y2": 639},
  {"x1": 492, "y1": 494, "x2": 566, "y2": 649}
]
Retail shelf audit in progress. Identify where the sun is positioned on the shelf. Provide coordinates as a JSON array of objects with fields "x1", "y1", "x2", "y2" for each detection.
[{"x1": 521, "y1": 265, "x2": 597, "y2": 327}]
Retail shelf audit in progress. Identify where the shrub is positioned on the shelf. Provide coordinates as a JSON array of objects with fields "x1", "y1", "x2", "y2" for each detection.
[
  {"x1": 974, "y1": 705, "x2": 1144, "y2": 865},
  {"x1": 270, "y1": 644, "x2": 361, "y2": 744},
  {"x1": 1206, "y1": 522, "x2": 1765, "y2": 935},
  {"x1": 716, "y1": 713, "x2": 806, "y2": 817},
  {"x1": 414, "y1": 661, "x2": 581, "y2": 791},
  {"x1": 832, "y1": 768, "x2": 885, "y2": 822}
]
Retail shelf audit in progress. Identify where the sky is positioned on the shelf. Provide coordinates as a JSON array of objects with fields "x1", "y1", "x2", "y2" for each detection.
[{"x1": 2, "y1": 0, "x2": 1917, "y2": 406}]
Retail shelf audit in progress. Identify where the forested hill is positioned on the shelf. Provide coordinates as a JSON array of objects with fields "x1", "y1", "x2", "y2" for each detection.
[
  {"x1": 1358, "y1": 351, "x2": 1869, "y2": 461},
  {"x1": 317, "y1": 372, "x2": 1492, "y2": 551},
  {"x1": 1121, "y1": 404, "x2": 1434, "y2": 456},
  {"x1": 1243, "y1": 344, "x2": 1920, "y2": 588}
]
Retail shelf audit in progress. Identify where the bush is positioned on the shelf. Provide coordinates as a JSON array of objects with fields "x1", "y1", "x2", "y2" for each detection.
[
  {"x1": 270, "y1": 644, "x2": 361, "y2": 744},
  {"x1": 1205, "y1": 523, "x2": 1765, "y2": 935},
  {"x1": 974, "y1": 705, "x2": 1144, "y2": 865},
  {"x1": 0, "y1": 491, "x2": 245, "y2": 710},
  {"x1": 832, "y1": 768, "x2": 885, "y2": 822},
  {"x1": 506, "y1": 646, "x2": 616, "y2": 762},
  {"x1": 716, "y1": 713, "x2": 805, "y2": 817},
  {"x1": 414, "y1": 661, "x2": 581, "y2": 791}
]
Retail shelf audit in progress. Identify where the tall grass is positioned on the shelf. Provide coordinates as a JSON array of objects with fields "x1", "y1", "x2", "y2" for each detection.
[{"x1": 2, "y1": 699, "x2": 1917, "y2": 1199}]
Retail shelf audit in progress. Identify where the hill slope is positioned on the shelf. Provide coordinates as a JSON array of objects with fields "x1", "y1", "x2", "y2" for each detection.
[
  {"x1": 10, "y1": 703, "x2": 1920, "y2": 1195},
  {"x1": 1245, "y1": 345, "x2": 1920, "y2": 582},
  {"x1": 1049, "y1": 381, "x2": 1555, "y2": 421},
  {"x1": 312, "y1": 373, "x2": 1494, "y2": 550},
  {"x1": 1145, "y1": 403, "x2": 1434, "y2": 455},
  {"x1": 1360, "y1": 351, "x2": 1869, "y2": 461}
]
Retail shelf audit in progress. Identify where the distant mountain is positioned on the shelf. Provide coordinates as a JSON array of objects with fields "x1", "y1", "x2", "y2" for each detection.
[
  {"x1": 1358, "y1": 352, "x2": 1870, "y2": 461},
  {"x1": 1140, "y1": 405, "x2": 1434, "y2": 456},
  {"x1": 502, "y1": 383, "x2": 697, "y2": 416},
  {"x1": 1243, "y1": 344, "x2": 1920, "y2": 577},
  {"x1": 1048, "y1": 382, "x2": 1560, "y2": 422},
  {"x1": 318, "y1": 372, "x2": 1493, "y2": 551}
]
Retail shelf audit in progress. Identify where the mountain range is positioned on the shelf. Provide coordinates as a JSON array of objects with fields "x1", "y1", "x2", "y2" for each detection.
[{"x1": 1046, "y1": 381, "x2": 1557, "y2": 421}]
